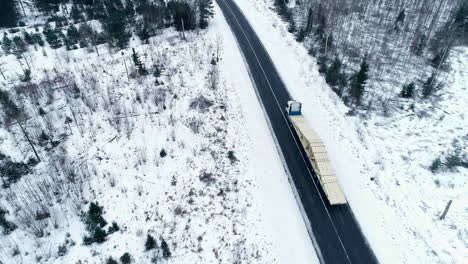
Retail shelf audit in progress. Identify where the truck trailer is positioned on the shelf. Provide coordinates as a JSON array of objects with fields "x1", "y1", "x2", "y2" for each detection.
[{"x1": 286, "y1": 101, "x2": 347, "y2": 205}]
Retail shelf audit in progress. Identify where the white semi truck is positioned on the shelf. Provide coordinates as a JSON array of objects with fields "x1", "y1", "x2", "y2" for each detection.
[{"x1": 286, "y1": 101, "x2": 347, "y2": 205}]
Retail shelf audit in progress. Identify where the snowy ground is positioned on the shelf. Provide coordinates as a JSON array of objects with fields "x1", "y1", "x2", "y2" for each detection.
[
  {"x1": 232, "y1": 0, "x2": 468, "y2": 263},
  {"x1": 0, "y1": 5, "x2": 319, "y2": 264}
]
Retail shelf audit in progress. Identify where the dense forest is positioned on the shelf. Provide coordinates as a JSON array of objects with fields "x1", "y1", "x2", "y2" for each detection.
[
  {"x1": 0, "y1": 0, "x2": 214, "y2": 50},
  {"x1": 274, "y1": 0, "x2": 468, "y2": 109}
]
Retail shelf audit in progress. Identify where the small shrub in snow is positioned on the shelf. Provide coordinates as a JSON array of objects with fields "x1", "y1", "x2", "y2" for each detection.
[
  {"x1": 145, "y1": 234, "x2": 157, "y2": 251},
  {"x1": 0, "y1": 208, "x2": 17, "y2": 235},
  {"x1": 11, "y1": 246, "x2": 20, "y2": 257},
  {"x1": 161, "y1": 238, "x2": 171, "y2": 259},
  {"x1": 120, "y1": 253, "x2": 132, "y2": 264},
  {"x1": 189, "y1": 96, "x2": 213, "y2": 113},
  {"x1": 444, "y1": 153, "x2": 468, "y2": 171},
  {"x1": 57, "y1": 243, "x2": 67, "y2": 257},
  {"x1": 430, "y1": 158, "x2": 442, "y2": 173},
  {"x1": 430, "y1": 139, "x2": 468, "y2": 173},
  {"x1": 106, "y1": 257, "x2": 118, "y2": 264},
  {"x1": 228, "y1": 151, "x2": 238, "y2": 163},
  {"x1": 160, "y1": 149, "x2": 167, "y2": 158},
  {"x1": 83, "y1": 227, "x2": 107, "y2": 245},
  {"x1": 0, "y1": 157, "x2": 34, "y2": 188},
  {"x1": 107, "y1": 221, "x2": 120, "y2": 234}
]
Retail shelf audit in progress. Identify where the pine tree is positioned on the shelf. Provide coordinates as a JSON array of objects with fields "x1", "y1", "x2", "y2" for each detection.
[
  {"x1": 34, "y1": 0, "x2": 64, "y2": 13},
  {"x1": 167, "y1": 1, "x2": 197, "y2": 31},
  {"x1": 0, "y1": 0, "x2": 19, "y2": 27},
  {"x1": 106, "y1": 257, "x2": 118, "y2": 264},
  {"x1": 137, "y1": 23, "x2": 151, "y2": 43},
  {"x1": 422, "y1": 73, "x2": 436, "y2": 98},
  {"x1": 66, "y1": 24, "x2": 80, "y2": 46},
  {"x1": 70, "y1": 4, "x2": 85, "y2": 22},
  {"x1": 394, "y1": 9, "x2": 406, "y2": 31},
  {"x1": 411, "y1": 33, "x2": 426, "y2": 56},
  {"x1": 23, "y1": 31, "x2": 34, "y2": 45},
  {"x1": 198, "y1": 0, "x2": 214, "y2": 29},
  {"x1": 103, "y1": 5, "x2": 131, "y2": 49},
  {"x1": 120, "y1": 253, "x2": 132, "y2": 264},
  {"x1": 350, "y1": 57, "x2": 369, "y2": 106},
  {"x1": 82, "y1": 201, "x2": 109, "y2": 245},
  {"x1": 325, "y1": 57, "x2": 344, "y2": 86},
  {"x1": 161, "y1": 238, "x2": 171, "y2": 259},
  {"x1": 0, "y1": 208, "x2": 17, "y2": 235},
  {"x1": 31, "y1": 33, "x2": 45, "y2": 47},
  {"x1": 13, "y1": 36, "x2": 27, "y2": 58},
  {"x1": 86, "y1": 202, "x2": 107, "y2": 228},
  {"x1": 0, "y1": 90, "x2": 22, "y2": 122},
  {"x1": 317, "y1": 55, "x2": 328, "y2": 74},
  {"x1": 400, "y1": 82, "x2": 415, "y2": 98},
  {"x1": 145, "y1": 234, "x2": 156, "y2": 251},
  {"x1": 43, "y1": 23, "x2": 63, "y2": 49},
  {"x1": 132, "y1": 48, "x2": 148, "y2": 75},
  {"x1": 2, "y1": 34, "x2": 13, "y2": 55}
]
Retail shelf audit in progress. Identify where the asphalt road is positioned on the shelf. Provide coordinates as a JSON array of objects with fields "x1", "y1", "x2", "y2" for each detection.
[{"x1": 216, "y1": 0, "x2": 379, "y2": 263}]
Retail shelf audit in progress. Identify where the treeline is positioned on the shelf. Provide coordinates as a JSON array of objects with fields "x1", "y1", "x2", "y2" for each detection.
[
  {"x1": 0, "y1": 0, "x2": 214, "y2": 50},
  {"x1": 275, "y1": 0, "x2": 468, "y2": 108}
]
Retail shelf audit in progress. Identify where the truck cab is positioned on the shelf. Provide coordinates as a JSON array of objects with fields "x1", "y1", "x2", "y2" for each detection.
[{"x1": 287, "y1": 100, "x2": 302, "y2": 116}]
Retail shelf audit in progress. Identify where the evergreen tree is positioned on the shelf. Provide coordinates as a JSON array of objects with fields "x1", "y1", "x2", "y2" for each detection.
[
  {"x1": 2, "y1": 34, "x2": 13, "y2": 55},
  {"x1": 422, "y1": 73, "x2": 436, "y2": 98},
  {"x1": 43, "y1": 23, "x2": 63, "y2": 49},
  {"x1": 31, "y1": 33, "x2": 45, "y2": 46},
  {"x1": 34, "y1": 0, "x2": 65, "y2": 13},
  {"x1": 67, "y1": 24, "x2": 80, "y2": 45},
  {"x1": 120, "y1": 253, "x2": 132, "y2": 264},
  {"x1": 349, "y1": 57, "x2": 369, "y2": 106},
  {"x1": 167, "y1": 1, "x2": 197, "y2": 31},
  {"x1": 85, "y1": 202, "x2": 107, "y2": 228},
  {"x1": 103, "y1": 5, "x2": 131, "y2": 49},
  {"x1": 400, "y1": 82, "x2": 415, "y2": 98},
  {"x1": 91, "y1": 0, "x2": 107, "y2": 20},
  {"x1": 82, "y1": 201, "x2": 109, "y2": 245},
  {"x1": 317, "y1": 55, "x2": 328, "y2": 74},
  {"x1": 296, "y1": 27, "x2": 306, "y2": 42},
  {"x1": 132, "y1": 48, "x2": 148, "y2": 75},
  {"x1": 394, "y1": 9, "x2": 406, "y2": 31},
  {"x1": 70, "y1": 4, "x2": 85, "y2": 22},
  {"x1": 0, "y1": 90, "x2": 22, "y2": 122},
  {"x1": 23, "y1": 31, "x2": 34, "y2": 45},
  {"x1": 411, "y1": 33, "x2": 426, "y2": 56},
  {"x1": 137, "y1": 23, "x2": 151, "y2": 43},
  {"x1": 0, "y1": 0, "x2": 19, "y2": 27},
  {"x1": 161, "y1": 238, "x2": 171, "y2": 259},
  {"x1": 0, "y1": 208, "x2": 17, "y2": 235},
  {"x1": 325, "y1": 57, "x2": 346, "y2": 87},
  {"x1": 453, "y1": 1, "x2": 468, "y2": 43},
  {"x1": 125, "y1": 0, "x2": 136, "y2": 19},
  {"x1": 198, "y1": 0, "x2": 214, "y2": 29},
  {"x1": 106, "y1": 257, "x2": 118, "y2": 264},
  {"x1": 12, "y1": 36, "x2": 27, "y2": 58},
  {"x1": 145, "y1": 234, "x2": 157, "y2": 251}
]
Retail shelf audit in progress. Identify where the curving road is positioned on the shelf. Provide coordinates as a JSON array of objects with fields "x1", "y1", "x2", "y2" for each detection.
[{"x1": 216, "y1": 0, "x2": 378, "y2": 263}]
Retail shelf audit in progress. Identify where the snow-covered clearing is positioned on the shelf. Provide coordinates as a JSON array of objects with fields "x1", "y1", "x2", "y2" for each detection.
[
  {"x1": 233, "y1": 0, "x2": 468, "y2": 263},
  {"x1": 0, "y1": 4, "x2": 319, "y2": 264}
]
